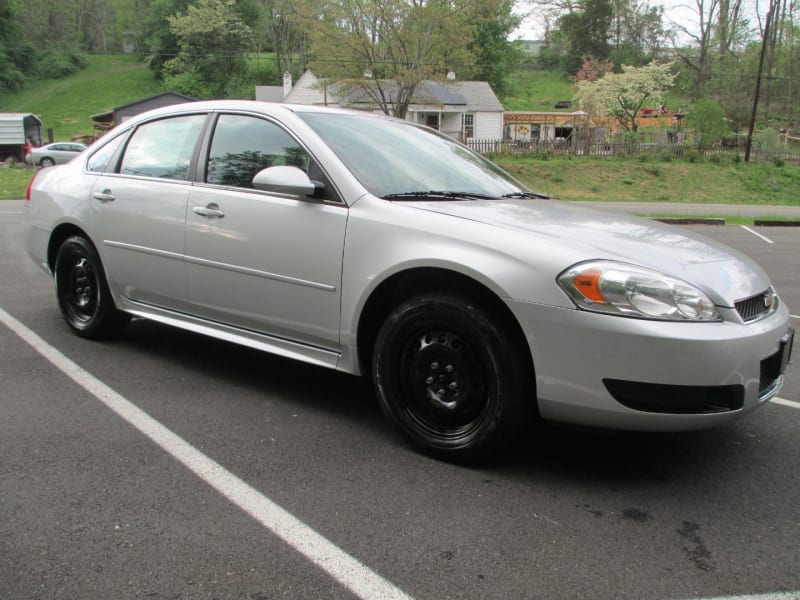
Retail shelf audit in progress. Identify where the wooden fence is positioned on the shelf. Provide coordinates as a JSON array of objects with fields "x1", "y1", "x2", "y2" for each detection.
[{"x1": 465, "y1": 138, "x2": 800, "y2": 164}]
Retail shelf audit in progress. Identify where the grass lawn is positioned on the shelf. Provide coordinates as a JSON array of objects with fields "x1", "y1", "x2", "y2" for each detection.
[
  {"x1": 0, "y1": 168, "x2": 35, "y2": 200},
  {"x1": 4, "y1": 155, "x2": 799, "y2": 209},
  {"x1": 0, "y1": 54, "x2": 164, "y2": 141},
  {"x1": 494, "y1": 154, "x2": 800, "y2": 206},
  {"x1": 503, "y1": 69, "x2": 575, "y2": 112}
]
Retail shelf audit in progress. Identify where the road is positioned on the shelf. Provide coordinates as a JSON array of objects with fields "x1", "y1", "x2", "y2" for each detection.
[
  {"x1": 573, "y1": 201, "x2": 800, "y2": 218},
  {"x1": 1, "y1": 200, "x2": 798, "y2": 599}
]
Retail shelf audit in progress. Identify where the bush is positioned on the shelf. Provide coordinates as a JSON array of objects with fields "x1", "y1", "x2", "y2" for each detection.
[
  {"x1": 685, "y1": 150, "x2": 704, "y2": 163},
  {"x1": 642, "y1": 164, "x2": 662, "y2": 177},
  {"x1": 34, "y1": 50, "x2": 87, "y2": 79},
  {"x1": 773, "y1": 156, "x2": 785, "y2": 167}
]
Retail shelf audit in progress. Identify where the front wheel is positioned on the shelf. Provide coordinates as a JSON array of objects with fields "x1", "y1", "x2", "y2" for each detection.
[
  {"x1": 54, "y1": 235, "x2": 129, "y2": 339},
  {"x1": 39, "y1": 157, "x2": 55, "y2": 168},
  {"x1": 373, "y1": 293, "x2": 532, "y2": 462}
]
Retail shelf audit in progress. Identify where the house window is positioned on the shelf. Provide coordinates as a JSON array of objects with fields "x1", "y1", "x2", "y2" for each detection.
[{"x1": 462, "y1": 113, "x2": 474, "y2": 139}]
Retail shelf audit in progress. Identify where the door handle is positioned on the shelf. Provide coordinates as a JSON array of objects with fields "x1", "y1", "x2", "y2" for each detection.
[
  {"x1": 192, "y1": 204, "x2": 225, "y2": 218},
  {"x1": 92, "y1": 189, "x2": 115, "y2": 203}
]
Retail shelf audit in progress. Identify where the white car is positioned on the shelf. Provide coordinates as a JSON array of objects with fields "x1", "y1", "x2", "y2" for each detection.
[
  {"x1": 23, "y1": 101, "x2": 794, "y2": 461},
  {"x1": 26, "y1": 142, "x2": 87, "y2": 167}
]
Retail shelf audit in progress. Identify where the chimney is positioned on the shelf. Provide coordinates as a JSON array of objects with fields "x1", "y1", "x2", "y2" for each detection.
[{"x1": 283, "y1": 71, "x2": 292, "y2": 99}]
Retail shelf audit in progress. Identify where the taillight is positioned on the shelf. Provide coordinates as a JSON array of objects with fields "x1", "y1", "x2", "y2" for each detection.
[{"x1": 25, "y1": 171, "x2": 38, "y2": 201}]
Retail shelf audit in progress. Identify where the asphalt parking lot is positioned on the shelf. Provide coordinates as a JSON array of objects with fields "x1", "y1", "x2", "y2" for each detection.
[{"x1": 1, "y1": 199, "x2": 798, "y2": 600}]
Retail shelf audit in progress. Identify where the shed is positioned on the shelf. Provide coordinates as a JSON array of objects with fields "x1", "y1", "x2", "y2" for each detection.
[
  {"x1": 90, "y1": 92, "x2": 197, "y2": 135},
  {"x1": 0, "y1": 113, "x2": 44, "y2": 162}
]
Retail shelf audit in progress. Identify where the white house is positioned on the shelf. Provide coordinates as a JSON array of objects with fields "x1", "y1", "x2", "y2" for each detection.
[{"x1": 256, "y1": 70, "x2": 505, "y2": 141}]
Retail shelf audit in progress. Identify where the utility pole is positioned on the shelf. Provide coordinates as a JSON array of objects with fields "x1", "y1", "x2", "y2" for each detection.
[{"x1": 745, "y1": 0, "x2": 778, "y2": 162}]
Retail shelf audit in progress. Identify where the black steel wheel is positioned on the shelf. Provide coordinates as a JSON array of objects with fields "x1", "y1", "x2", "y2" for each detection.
[
  {"x1": 54, "y1": 235, "x2": 129, "y2": 339},
  {"x1": 373, "y1": 293, "x2": 531, "y2": 461}
]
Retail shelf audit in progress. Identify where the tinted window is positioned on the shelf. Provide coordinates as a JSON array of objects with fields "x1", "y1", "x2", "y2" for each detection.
[
  {"x1": 120, "y1": 114, "x2": 206, "y2": 180},
  {"x1": 87, "y1": 135, "x2": 125, "y2": 173},
  {"x1": 206, "y1": 114, "x2": 309, "y2": 189}
]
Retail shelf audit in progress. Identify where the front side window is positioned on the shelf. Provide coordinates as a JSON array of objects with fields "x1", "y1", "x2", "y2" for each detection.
[
  {"x1": 206, "y1": 114, "x2": 310, "y2": 189},
  {"x1": 120, "y1": 114, "x2": 206, "y2": 180},
  {"x1": 87, "y1": 134, "x2": 125, "y2": 173},
  {"x1": 298, "y1": 111, "x2": 523, "y2": 198}
]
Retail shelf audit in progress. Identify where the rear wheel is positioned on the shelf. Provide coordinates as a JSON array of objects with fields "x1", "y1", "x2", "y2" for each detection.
[
  {"x1": 39, "y1": 157, "x2": 55, "y2": 168},
  {"x1": 54, "y1": 235, "x2": 129, "y2": 339},
  {"x1": 373, "y1": 293, "x2": 531, "y2": 462}
]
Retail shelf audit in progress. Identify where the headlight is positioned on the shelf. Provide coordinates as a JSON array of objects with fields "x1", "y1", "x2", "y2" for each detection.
[{"x1": 557, "y1": 261, "x2": 721, "y2": 321}]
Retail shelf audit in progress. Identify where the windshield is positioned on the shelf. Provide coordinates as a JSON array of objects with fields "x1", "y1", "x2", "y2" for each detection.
[{"x1": 297, "y1": 111, "x2": 527, "y2": 199}]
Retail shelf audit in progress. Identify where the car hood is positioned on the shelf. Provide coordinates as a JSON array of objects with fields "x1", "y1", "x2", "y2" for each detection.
[{"x1": 406, "y1": 198, "x2": 771, "y2": 307}]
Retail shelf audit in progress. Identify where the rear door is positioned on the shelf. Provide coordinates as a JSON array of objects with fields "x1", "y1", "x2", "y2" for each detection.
[{"x1": 91, "y1": 113, "x2": 207, "y2": 311}]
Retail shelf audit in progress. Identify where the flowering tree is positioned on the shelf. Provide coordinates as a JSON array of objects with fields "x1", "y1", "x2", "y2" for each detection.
[{"x1": 573, "y1": 61, "x2": 675, "y2": 131}]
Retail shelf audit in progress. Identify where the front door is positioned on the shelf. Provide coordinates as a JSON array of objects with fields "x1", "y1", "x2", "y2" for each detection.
[{"x1": 185, "y1": 113, "x2": 347, "y2": 350}]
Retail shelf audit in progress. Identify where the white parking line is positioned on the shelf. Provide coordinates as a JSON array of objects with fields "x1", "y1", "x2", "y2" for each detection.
[
  {"x1": 0, "y1": 307, "x2": 411, "y2": 600},
  {"x1": 739, "y1": 225, "x2": 775, "y2": 244},
  {"x1": 694, "y1": 593, "x2": 800, "y2": 600},
  {"x1": 773, "y1": 397, "x2": 800, "y2": 410}
]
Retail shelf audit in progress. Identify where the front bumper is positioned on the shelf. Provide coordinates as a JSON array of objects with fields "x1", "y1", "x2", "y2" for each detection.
[{"x1": 508, "y1": 298, "x2": 792, "y2": 431}]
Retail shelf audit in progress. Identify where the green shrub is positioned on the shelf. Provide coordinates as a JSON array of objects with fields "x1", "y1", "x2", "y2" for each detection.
[
  {"x1": 34, "y1": 50, "x2": 87, "y2": 79},
  {"x1": 685, "y1": 150, "x2": 704, "y2": 163},
  {"x1": 642, "y1": 164, "x2": 662, "y2": 177}
]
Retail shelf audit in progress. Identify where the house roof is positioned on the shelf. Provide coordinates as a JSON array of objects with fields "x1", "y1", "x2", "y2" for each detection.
[
  {"x1": 111, "y1": 91, "x2": 197, "y2": 112},
  {"x1": 274, "y1": 70, "x2": 503, "y2": 112},
  {"x1": 342, "y1": 79, "x2": 503, "y2": 112},
  {"x1": 255, "y1": 86, "x2": 285, "y2": 102},
  {"x1": 90, "y1": 92, "x2": 198, "y2": 123}
]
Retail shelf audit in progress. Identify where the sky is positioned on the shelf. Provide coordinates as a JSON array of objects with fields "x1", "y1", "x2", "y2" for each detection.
[{"x1": 511, "y1": 0, "x2": 766, "y2": 43}]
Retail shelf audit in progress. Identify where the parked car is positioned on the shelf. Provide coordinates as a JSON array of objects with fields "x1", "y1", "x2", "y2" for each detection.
[
  {"x1": 26, "y1": 141, "x2": 87, "y2": 167},
  {"x1": 22, "y1": 101, "x2": 794, "y2": 461}
]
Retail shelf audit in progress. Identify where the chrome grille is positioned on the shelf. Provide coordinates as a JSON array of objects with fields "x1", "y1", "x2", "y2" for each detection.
[{"x1": 735, "y1": 291, "x2": 775, "y2": 323}]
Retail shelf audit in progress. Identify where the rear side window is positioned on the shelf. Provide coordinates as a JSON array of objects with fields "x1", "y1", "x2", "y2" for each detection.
[
  {"x1": 120, "y1": 114, "x2": 206, "y2": 180},
  {"x1": 206, "y1": 114, "x2": 309, "y2": 189}
]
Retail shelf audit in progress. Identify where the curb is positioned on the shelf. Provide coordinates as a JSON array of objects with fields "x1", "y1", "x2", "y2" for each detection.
[
  {"x1": 653, "y1": 217, "x2": 726, "y2": 226},
  {"x1": 754, "y1": 220, "x2": 800, "y2": 227}
]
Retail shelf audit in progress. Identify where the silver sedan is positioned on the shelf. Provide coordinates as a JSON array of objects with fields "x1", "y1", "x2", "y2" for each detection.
[
  {"x1": 23, "y1": 101, "x2": 794, "y2": 461},
  {"x1": 26, "y1": 142, "x2": 87, "y2": 167}
]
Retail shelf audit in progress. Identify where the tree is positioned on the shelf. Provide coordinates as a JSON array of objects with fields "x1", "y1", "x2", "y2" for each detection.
[
  {"x1": 256, "y1": 0, "x2": 305, "y2": 76},
  {"x1": 461, "y1": 0, "x2": 521, "y2": 95},
  {"x1": 144, "y1": 0, "x2": 193, "y2": 77},
  {"x1": 162, "y1": 0, "x2": 254, "y2": 98},
  {"x1": 557, "y1": 0, "x2": 614, "y2": 72},
  {"x1": 0, "y1": 0, "x2": 25, "y2": 92},
  {"x1": 297, "y1": 0, "x2": 473, "y2": 119},
  {"x1": 574, "y1": 61, "x2": 675, "y2": 131},
  {"x1": 686, "y1": 99, "x2": 728, "y2": 148}
]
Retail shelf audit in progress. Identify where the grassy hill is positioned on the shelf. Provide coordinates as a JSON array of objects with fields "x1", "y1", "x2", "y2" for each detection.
[
  {"x1": 0, "y1": 54, "x2": 164, "y2": 141},
  {"x1": 495, "y1": 154, "x2": 800, "y2": 206}
]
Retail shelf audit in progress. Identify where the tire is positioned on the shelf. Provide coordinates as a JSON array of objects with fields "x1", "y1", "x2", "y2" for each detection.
[
  {"x1": 39, "y1": 157, "x2": 55, "y2": 168},
  {"x1": 373, "y1": 293, "x2": 531, "y2": 462},
  {"x1": 54, "y1": 235, "x2": 130, "y2": 339}
]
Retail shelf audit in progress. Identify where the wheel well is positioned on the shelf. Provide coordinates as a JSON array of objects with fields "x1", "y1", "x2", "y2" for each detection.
[
  {"x1": 47, "y1": 224, "x2": 90, "y2": 271},
  {"x1": 356, "y1": 268, "x2": 533, "y2": 379}
]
